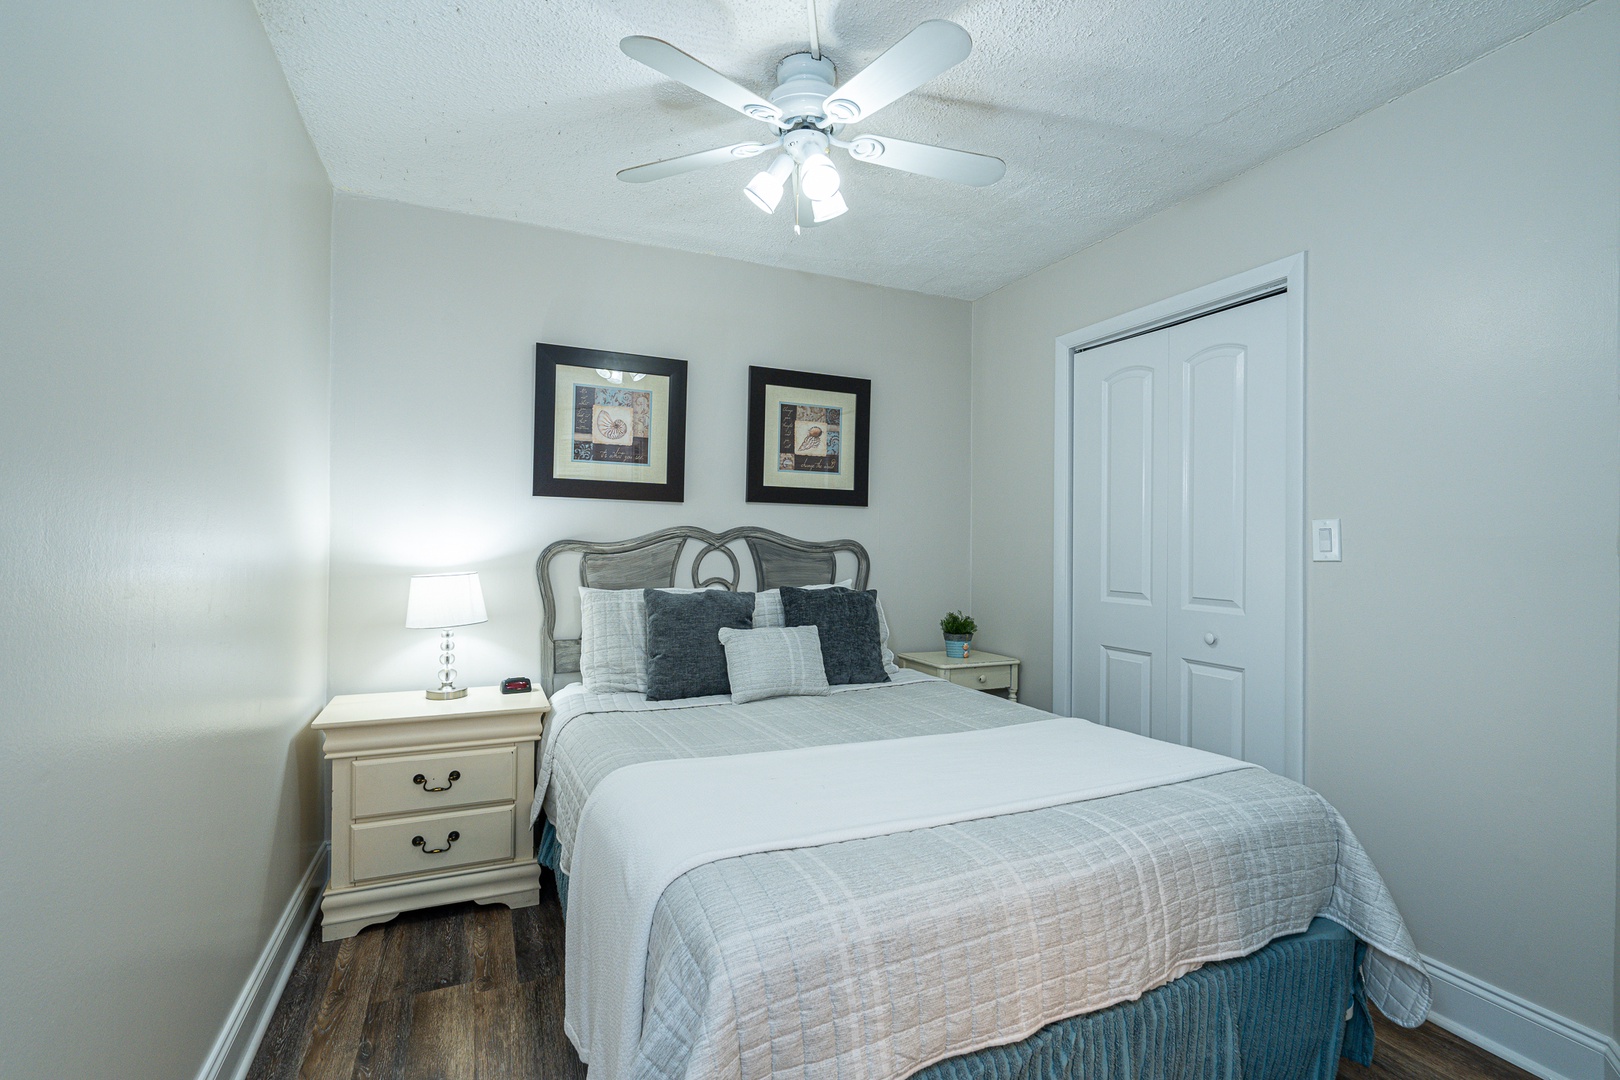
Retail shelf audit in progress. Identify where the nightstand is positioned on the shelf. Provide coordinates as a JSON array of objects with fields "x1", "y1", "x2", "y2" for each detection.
[
  {"x1": 896, "y1": 650, "x2": 1021, "y2": 702},
  {"x1": 311, "y1": 685, "x2": 549, "y2": 940}
]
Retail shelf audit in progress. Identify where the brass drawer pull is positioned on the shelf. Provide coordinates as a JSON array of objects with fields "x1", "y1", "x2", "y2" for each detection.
[
  {"x1": 413, "y1": 770, "x2": 460, "y2": 792},
  {"x1": 412, "y1": 831, "x2": 460, "y2": 854}
]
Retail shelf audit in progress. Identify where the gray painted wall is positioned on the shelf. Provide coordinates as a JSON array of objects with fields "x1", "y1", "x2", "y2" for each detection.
[
  {"x1": 0, "y1": 1, "x2": 333, "y2": 1077},
  {"x1": 326, "y1": 195, "x2": 972, "y2": 696},
  {"x1": 969, "y1": 0, "x2": 1619, "y2": 1035}
]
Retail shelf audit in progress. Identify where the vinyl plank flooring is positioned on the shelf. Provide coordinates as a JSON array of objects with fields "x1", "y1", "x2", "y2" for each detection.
[
  {"x1": 471, "y1": 904, "x2": 518, "y2": 993},
  {"x1": 371, "y1": 904, "x2": 476, "y2": 1003},
  {"x1": 528, "y1": 967, "x2": 585, "y2": 1080},
  {"x1": 510, "y1": 878, "x2": 565, "y2": 987},
  {"x1": 247, "y1": 934, "x2": 342, "y2": 1080},
  {"x1": 401, "y1": 983, "x2": 477, "y2": 1080},
  {"x1": 252, "y1": 879, "x2": 1527, "y2": 1080},
  {"x1": 1339, "y1": 1009, "x2": 1538, "y2": 1080},
  {"x1": 472, "y1": 981, "x2": 539, "y2": 1080},
  {"x1": 350, "y1": 996, "x2": 413, "y2": 1080},
  {"x1": 299, "y1": 931, "x2": 387, "y2": 1080}
]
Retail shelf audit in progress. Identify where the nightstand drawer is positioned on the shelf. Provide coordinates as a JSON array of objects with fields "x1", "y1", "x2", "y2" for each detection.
[
  {"x1": 949, "y1": 666, "x2": 1011, "y2": 691},
  {"x1": 350, "y1": 804, "x2": 515, "y2": 884},
  {"x1": 351, "y1": 745, "x2": 517, "y2": 819}
]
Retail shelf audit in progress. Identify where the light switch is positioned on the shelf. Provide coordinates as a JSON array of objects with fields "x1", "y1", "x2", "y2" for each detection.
[{"x1": 1311, "y1": 519, "x2": 1341, "y2": 562}]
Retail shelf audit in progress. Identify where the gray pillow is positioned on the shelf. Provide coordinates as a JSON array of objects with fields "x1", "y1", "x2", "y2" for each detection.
[
  {"x1": 643, "y1": 589, "x2": 756, "y2": 700},
  {"x1": 780, "y1": 587, "x2": 891, "y2": 686},
  {"x1": 718, "y1": 625, "x2": 832, "y2": 703}
]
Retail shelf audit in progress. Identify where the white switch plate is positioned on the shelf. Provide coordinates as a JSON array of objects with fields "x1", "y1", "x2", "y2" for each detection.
[{"x1": 1311, "y1": 519, "x2": 1342, "y2": 562}]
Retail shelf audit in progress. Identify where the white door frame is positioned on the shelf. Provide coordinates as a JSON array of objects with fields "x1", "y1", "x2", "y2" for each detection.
[{"x1": 1052, "y1": 253, "x2": 1307, "y2": 782}]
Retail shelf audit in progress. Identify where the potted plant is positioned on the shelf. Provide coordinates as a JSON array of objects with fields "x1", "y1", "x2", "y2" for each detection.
[{"x1": 940, "y1": 610, "x2": 978, "y2": 659}]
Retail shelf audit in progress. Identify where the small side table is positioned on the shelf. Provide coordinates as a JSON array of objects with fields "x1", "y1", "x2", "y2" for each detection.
[
  {"x1": 312, "y1": 685, "x2": 549, "y2": 940},
  {"x1": 896, "y1": 650, "x2": 1020, "y2": 702}
]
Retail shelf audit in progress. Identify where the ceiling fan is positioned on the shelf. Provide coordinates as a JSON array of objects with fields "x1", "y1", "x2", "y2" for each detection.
[{"x1": 616, "y1": 16, "x2": 1005, "y2": 231}]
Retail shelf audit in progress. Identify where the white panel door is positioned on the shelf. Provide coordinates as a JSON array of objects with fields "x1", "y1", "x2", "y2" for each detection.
[
  {"x1": 1071, "y1": 294, "x2": 1288, "y2": 772},
  {"x1": 1071, "y1": 331, "x2": 1170, "y2": 740}
]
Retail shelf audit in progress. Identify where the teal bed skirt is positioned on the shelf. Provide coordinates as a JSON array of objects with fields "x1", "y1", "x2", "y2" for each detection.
[{"x1": 536, "y1": 820, "x2": 1374, "y2": 1079}]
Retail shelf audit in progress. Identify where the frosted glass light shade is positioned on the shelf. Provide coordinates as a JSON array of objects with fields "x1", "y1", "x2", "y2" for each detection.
[
  {"x1": 744, "y1": 154, "x2": 794, "y2": 213},
  {"x1": 798, "y1": 154, "x2": 840, "y2": 201},
  {"x1": 405, "y1": 572, "x2": 488, "y2": 629},
  {"x1": 810, "y1": 190, "x2": 849, "y2": 223}
]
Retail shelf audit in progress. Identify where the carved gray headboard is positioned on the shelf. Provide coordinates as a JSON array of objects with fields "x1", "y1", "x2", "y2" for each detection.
[{"x1": 535, "y1": 525, "x2": 871, "y2": 694}]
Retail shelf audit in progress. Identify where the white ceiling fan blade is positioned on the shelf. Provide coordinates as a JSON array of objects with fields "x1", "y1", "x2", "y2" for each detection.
[
  {"x1": 617, "y1": 141, "x2": 775, "y2": 183},
  {"x1": 621, "y1": 36, "x2": 782, "y2": 125},
  {"x1": 844, "y1": 134, "x2": 1005, "y2": 186},
  {"x1": 821, "y1": 20, "x2": 972, "y2": 124}
]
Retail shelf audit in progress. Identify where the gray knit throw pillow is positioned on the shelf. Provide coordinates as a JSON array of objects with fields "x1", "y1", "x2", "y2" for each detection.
[
  {"x1": 718, "y1": 625, "x2": 832, "y2": 703},
  {"x1": 643, "y1": 589, "x2": 755, "y2": 700},
  {"x1": 779, "y1": 587, "x2": 890, "y2": 686}
]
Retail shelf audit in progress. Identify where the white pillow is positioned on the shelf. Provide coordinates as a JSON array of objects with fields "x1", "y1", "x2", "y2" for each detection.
[
  {"x1": 754, "y1": 581, "x2": 898, "y2": 672},
  {"x1": 578, "y1": 585, "x2": 716, "y2": 693},
  {"x1": 578, "y1": 587, "x2": 649, "y2": 693},
  {"x1": 718, "y1": 625, "x2": 831, "y2": 704}
]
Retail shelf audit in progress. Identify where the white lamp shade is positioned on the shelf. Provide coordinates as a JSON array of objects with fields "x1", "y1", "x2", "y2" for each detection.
[{"x1": 405, "y1": 572, "x2": 488, "y2": 629}]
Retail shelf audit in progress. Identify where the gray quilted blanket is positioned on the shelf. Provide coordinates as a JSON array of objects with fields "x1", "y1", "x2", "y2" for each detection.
[{"x1": 537, "y1": 676, "x2": 1430, "y2": 1080}]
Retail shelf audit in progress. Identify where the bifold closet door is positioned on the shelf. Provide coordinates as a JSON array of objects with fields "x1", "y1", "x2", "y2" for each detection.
[
  {"x1": 1070, "y1": 330, "x2": 1171, "y2": 740},
  {"x1": 1070, "y1": 294, "x2": 1288, "y2": 773}
]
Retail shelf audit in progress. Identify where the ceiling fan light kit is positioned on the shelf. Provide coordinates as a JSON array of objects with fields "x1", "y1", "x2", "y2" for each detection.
[
  {"x1": 744, "y1": 154, "x2": 795, "y2": 213},
  {"x1": 809, "y1": 189, "x2": 848, "y2": 223},
  {"x1": 617, "y1": 18, "x2": 1005, "y2": 230},
  {"x1": 797, "y1": 155, "x2": 840, "y2": 201}
]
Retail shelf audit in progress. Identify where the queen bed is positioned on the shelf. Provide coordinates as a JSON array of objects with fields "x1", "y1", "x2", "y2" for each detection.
[{"x1": 532, "y1": 526, "x2": 1429, "y2": 1080}]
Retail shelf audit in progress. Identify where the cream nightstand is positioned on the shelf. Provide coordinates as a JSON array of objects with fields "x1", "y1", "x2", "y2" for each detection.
[
  {"x1": 896, "y1": 650, "x2": 1021, "y2": 702},
  {"x1": 312, "y1": 685, "x2": 549, "y2": 940}
]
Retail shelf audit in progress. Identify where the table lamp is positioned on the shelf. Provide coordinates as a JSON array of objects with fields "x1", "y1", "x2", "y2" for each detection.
[{"x1": 405, "y1": 572, "x2": 487, "y2": 700}]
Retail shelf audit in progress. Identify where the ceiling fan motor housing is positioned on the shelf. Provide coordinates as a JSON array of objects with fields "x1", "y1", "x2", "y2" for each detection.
[{"x1": 769, "y1": 53, "x2": 837, "y2": 124}]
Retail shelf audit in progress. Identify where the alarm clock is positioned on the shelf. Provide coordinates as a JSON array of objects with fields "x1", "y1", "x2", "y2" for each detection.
[{"x1": 500, "y1": 676, "x2": 532, "y2": 694}]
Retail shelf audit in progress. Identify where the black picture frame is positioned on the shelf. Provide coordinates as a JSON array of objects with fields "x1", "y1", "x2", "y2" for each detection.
[
  {"x1": 745, "y1": 366, "x2": 871, "y2": 507},
  {"x1": 533, "y1": 343, "x2": 687, "y2": 502}
]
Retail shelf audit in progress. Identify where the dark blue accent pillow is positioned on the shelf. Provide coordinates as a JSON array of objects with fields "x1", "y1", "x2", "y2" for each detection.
[
  {"x1": 643, "y1": 589, "x2": 755, "y2": 700},
  {"x1": 779, "y1": 587, "x2": 890, "y2": 686}
]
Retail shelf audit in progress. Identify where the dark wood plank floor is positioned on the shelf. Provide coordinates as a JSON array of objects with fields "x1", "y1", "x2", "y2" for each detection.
[
  {"x1": 1339, "y1": 1011, "x2": 1537, "y2": 1080},
  {"x1": 247, "y1": 875, "x2": 584, "y2": 1080},
  {"x1": 250, "y1": 876, "x2": 1534, "y2": 1080}
]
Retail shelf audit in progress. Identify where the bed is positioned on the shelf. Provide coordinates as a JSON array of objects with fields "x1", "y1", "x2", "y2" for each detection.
[{"x1": 532, "y1": 526, "x2": 1430, "y2": 1080}]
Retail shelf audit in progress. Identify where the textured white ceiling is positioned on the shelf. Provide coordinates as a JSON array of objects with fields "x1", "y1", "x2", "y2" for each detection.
[{"x1": 258, "y1": 0, "x2": 1585, "y2": 299}]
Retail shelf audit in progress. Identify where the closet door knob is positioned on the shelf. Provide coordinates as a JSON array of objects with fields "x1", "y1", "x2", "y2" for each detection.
[{"x1": 1203, "y1": 633, "x2": 1217, "y2": 646}]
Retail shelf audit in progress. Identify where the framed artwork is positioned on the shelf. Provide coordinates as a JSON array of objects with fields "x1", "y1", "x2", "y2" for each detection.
[
  {"x1": 745, "y1": 366, "x2": 870, "y2": 507},
  {"x1": 533, "y1": 343, "x2": 687, "y2": 501}
]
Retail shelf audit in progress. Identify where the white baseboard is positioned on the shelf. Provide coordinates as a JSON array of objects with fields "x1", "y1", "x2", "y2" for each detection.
[
  {"x1": 1423, "y1": 952, "x2": 1620, "y2": 1080},
  {"x1": 195, "y1": 843, "x2": 329, "y2": 1080}
]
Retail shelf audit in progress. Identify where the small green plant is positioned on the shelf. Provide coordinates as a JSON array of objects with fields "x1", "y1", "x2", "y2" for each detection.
[{"x1": 939, "y1": 610, "x2": 978, "y2": 636}]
